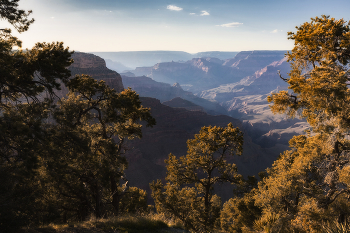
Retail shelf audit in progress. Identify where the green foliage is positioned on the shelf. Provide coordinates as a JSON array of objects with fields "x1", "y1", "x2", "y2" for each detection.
[
  {"x1": 0, "y1": 0, "x2": 34, "y2": 33},
  {"x1": 0, "y1": 1, "x2": 73, "y2": 231},
  {"x1": 42, "y1": 75, "x2": 155, "y2": 220},
  {"x1": 151, "y1": 123, "x2": 243, "y2": 232},
  {"x1": 0, "y1": 1, "x2": 156, "y2": 230}
]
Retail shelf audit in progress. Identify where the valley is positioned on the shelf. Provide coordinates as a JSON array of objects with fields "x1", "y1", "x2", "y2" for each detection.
[
  {"x1": 105, "y1": 50, "x2": 308, "y2": 149},
  {"x1": 67, "y1": 51, "x2": 309, "y2": 202}
]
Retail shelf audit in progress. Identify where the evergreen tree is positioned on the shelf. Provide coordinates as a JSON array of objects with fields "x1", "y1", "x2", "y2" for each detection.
[
  {"x1": 43, "y1": 75, "x2": 155, "y2": 220},
  {"x1": 0, "y1": 1, "x2": 155, "y2": 229},
  {"x1": 151, "y1": 123, "x2": 243, "y2": 233},
  {"x1": 253, "y1": 16, "x2": 350, "y2": 232},
  {"x1": 0, "y1": 1, "x2": 72, "y2": 230}
]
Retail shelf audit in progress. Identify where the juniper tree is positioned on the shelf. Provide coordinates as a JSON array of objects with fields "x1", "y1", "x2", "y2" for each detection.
[
  {"x1": 253, "y1": 16, "x2": 350, "y2": 232},
  {"x1": 44, "y1": 75, "x2": 155, "y2": 219},
  {"x1": 0, "y1": 0, "x2": 72, "y2": 230},
  {"x1": 151, "y1": 123, "x2": 243, "y2": 233}
]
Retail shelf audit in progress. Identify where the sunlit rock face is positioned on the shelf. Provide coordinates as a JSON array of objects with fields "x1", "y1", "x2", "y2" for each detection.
[{"x1": 69, "y1": 52, "x2": 124, "y2": 92}]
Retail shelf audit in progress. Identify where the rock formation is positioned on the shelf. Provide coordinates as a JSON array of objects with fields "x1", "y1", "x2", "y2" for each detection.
[
  {"x1": 55, "y1": 52, "x2": 124, "y2": 98},
  {"x1": 127, "y1": 51, "x2": 288, "y2": 94},
  {"x1": 70, "y1": 52, "x2": 124, "y2": 92}
]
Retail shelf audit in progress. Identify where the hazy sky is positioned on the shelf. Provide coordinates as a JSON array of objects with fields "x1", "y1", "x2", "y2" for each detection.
[{"x1": 3, "y1": 0, "x2": 350, "y2": 53}]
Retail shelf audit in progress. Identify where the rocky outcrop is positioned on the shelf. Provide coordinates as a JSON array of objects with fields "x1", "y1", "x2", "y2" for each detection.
[
  {"x1": 69, "y1": 52, "x2": 124, "y2": 92},
  {"x1": 55, "y1": 52, "x2": 124, "y2": 98},
  {"x1": 70, "y1": 52, "x2": 106, "y2": 69}
]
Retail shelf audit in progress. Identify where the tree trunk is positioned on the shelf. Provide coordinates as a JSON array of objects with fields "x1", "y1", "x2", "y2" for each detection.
[{"x1": 110, "y1": 175, "x2": 120, "y2": 216}]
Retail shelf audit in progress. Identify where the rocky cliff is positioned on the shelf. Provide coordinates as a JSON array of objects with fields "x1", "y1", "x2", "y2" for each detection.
[
  {"x1": 55, "y1": 52, "x2": 124, "y2": 97},
  {"x1": 70, "y1": 52, "x2": 124, "y2": 92}
]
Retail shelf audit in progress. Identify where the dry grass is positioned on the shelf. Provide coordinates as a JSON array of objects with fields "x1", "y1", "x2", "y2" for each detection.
[{"x1": 21, "y1": 213, "x2": 187, "y2": 233}]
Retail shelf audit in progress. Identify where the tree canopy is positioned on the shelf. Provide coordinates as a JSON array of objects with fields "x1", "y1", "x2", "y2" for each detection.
[
  {"x1": 151, "y1": 123, "x2": 243, "y2": 232},
  {"x1": 0, "y1": 1, "x2": 156, "y2": 230},
  {"x1": 253, "y1": 15, "x2": 350, "y2": 232},
  {"x1": 268, "y1": 15, "x2": 350, "y2": 133}
]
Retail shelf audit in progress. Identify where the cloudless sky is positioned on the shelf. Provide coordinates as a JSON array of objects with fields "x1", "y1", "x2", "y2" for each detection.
[{"x1": 3, "y1": 0, "x2": 350, "y2": 53}]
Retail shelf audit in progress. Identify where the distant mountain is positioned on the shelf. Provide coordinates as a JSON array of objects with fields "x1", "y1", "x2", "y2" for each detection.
[
  {"x1": 104, "y1": 59, "x2": 132, "y2": 73},
  {"x1": 200, "y1": 57, "x2": 290, "y2": 102},
  {"x1": 199, "y1": 56, "x2": 309, "y2": 148},
  {"x1": 91, "y1": 51, "x2": 239, "y2": 69},
  {"x1": 128, "y1": 50, "x2": 288, "y2": 94},
  {"x1": 120, "y1": 50, "x2": 309, "y2": 149},
  {"x1": 194, "y1": 51, "x2": 239, "y2": 60},
  {"x1": 122, "y1": 75, "x2": 227, "y2": 115}
]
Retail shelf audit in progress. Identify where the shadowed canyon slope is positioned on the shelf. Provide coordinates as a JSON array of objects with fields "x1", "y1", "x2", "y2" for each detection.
[
  {"x1": 122, "y1": 75, "x2": 228, "y2": 115},
  {"x1": 70, "y1": 52, "x2": 124, "y2": 92},
  {"x1": 55, "y1": 52, "x2": 124, "y2": 97},
  {"x1": 125, "y1": 97, "x2": 288, "y2": 201}
]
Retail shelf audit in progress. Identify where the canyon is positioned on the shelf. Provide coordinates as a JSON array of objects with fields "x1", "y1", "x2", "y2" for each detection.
[{"x1": 63, "y1": 51, "x2": 306, "y2": 201}]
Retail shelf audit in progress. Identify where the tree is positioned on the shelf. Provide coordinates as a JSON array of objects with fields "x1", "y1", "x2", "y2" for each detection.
[
  {"x1": 0, "y1": 0, "x2": 156, "y2": 229},
  {"x1": 253, "y1": 16, "x2": 350, "y2": 232},
  {"x1": 0, "y1": 0, "x2": 34, "y2": 33},
  {"x1": 220, "y1": 176, "x2": 262, "y2": 233},
  {"x1": 0, "y1": 1, "x2": 73, "y2": 230},
  {"x1": 151, "y1": 123, "x2": 243, "y2": 232},
  {"x1": 43, "y1": 75, "x2": 155, "y2": 220},
  {"x1": 268, "y1": 15, "x2": 350, "y2": 133}
]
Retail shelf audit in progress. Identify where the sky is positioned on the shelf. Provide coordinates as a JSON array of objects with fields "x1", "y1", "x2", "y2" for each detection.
[{"x1": 3, "y1": 0, "x2": 350, "y2": 53}]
